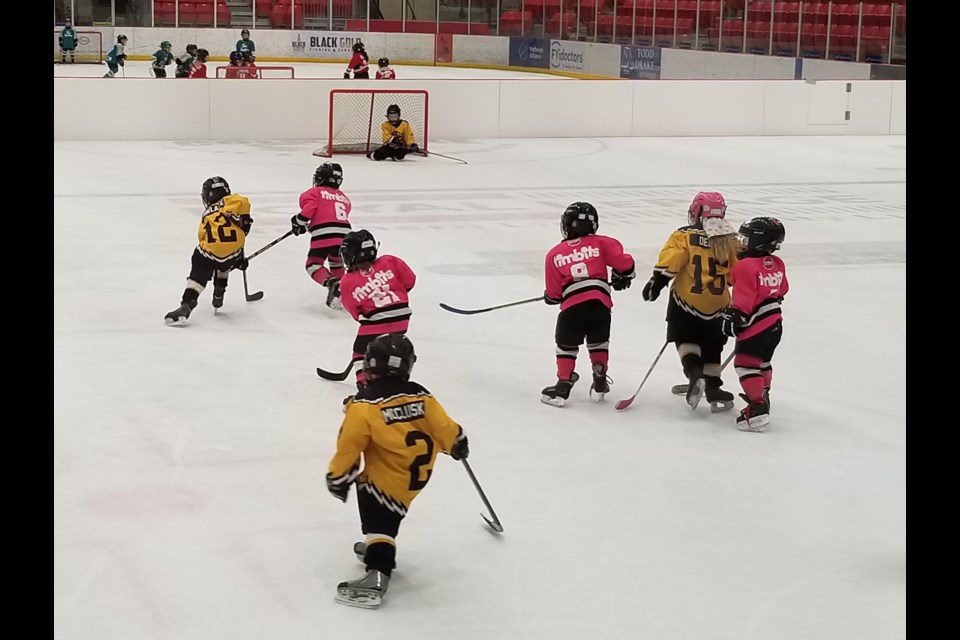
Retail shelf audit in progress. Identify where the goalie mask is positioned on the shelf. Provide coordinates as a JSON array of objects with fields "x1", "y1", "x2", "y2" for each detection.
[
  {"x1": 561, "y1": 202, "x2": 599, "y2": 240},
  {"x1": 363, "y1": 333, "x2": 416, "y2": 381},
  {"x1": 201, "y1": 176, "x2": 231, "y2": 207},
  {"x1": 386, "y1": 104, "x2": 401, "y2": 124},
  {"x1": 313, "y1": 162, "x2": 343, "y2": 189},
  {"x1": 339, "y1": 229, "x2": 379, "y2": 272}
]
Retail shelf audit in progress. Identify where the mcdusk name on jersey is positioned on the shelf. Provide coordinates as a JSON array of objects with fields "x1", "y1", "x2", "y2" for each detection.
[{"x1": 380, "y1": 401, "x2": 426, "y2": 425}]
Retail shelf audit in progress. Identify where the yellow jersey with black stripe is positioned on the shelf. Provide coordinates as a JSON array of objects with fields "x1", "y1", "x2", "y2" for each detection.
[
  {"x1": 197, "y1": 194, "x2": 252, "y2": 263},
  {"x1": 328, "y1": 378, "x2": 465, "y2": 516},
  {"x1": 653, "y1": 225, "x2": 739, "y2": 318}
]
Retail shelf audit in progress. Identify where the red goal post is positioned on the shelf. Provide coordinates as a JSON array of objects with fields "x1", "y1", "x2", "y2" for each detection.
[
  {"x1": 214, "y1": 66, "x2": 296, "y2": 79},
  {"x1": 53, "y1": 29, "x2": 103, "y2": 64},
  {"x1": 315, "y1": 89, "x2": 429, "y2": 158}
]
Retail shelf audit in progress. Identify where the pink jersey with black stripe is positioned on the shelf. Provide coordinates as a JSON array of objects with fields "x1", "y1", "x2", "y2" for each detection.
[
  {"x1": 544, "y1": 235, "x2": 635, "y2": 311},
  {"x1": 340, "y1": 255, "x2": 417, "y2": 336},
  {"x1": 729, "y1": 254, "x2": 789, "y2": 339},
  {"x1": 294, "y1": 186, "x2": 352, "y2": 250}
]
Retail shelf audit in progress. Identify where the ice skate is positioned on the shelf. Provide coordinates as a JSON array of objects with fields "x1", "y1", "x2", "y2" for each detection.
[
  {"x1": 324, "y1": 278, "x2": 342, "y2": 310},
  {"x1": 704, "y1": 376, "x2": 734, "y2": 413},
  {"x1": 541, "y1": 372, "x2": 580, "y2": 407},
  {"x1": 164, "y1": 300, "x2": 197, "y2": 326},
  {"x1": 335, "y1": 569, "x2": 390, "y2": 609},
  {"x1": 589, "y1": 363, "x2": 612, "y2": 401},
  {"x1": 680, "y1": 355, "x2": 705, "y2": 410},
  {"x1": 736, "y1": 394, "x2": 770, "y2": 432},
  {"x1": 211, "y1": 280, "x2": 227, "y2": 310},
  {"x1": 685, "y1": 376, "x2": 705, "y2": 410}
]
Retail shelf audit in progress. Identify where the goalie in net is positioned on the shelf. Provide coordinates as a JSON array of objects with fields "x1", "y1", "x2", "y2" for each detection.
[{"x1": 368, "y1": 105, "x2": 419, "y2": 161}]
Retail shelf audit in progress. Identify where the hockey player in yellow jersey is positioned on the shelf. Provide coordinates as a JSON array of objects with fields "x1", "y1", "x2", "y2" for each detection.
[
  {"x1": 368, "y1": 104, "x2": 419, "y2": 161},
  {"x1": 641, "y1": 192, "x2": 740, "y2": 411},
  {"x1": 327, "y1": 333, "x2": 469, "y2": 609},
  {"x1": 164, "y1": 177, "x2": 253, "y2": 325}
]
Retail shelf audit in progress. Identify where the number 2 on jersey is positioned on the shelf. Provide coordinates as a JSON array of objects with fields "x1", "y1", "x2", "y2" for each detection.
[{"x1": 406, "y1": 431, "x2": 434, "y2": 491}]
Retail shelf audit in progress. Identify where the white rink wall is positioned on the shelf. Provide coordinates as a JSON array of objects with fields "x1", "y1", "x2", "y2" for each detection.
[{"x1": 54, "y1": 76, "x2": 906, "y2": 141}]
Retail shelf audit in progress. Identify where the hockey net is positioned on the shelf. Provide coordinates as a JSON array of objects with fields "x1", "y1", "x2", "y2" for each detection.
[
  {"x1": 315, "y1": 89, "x2": 429, "y2": 157},
  {"x1": 53, "y1": 30, "x2": 103, "y2": 64},
  {"x1": 215, "y1": 66, "x2": 296, "y2": 79}
]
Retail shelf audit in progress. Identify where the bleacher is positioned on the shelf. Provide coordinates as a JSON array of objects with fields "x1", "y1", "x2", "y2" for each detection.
[{"x1": 149, "y1": 0, "x2": 905, "y2": 63}]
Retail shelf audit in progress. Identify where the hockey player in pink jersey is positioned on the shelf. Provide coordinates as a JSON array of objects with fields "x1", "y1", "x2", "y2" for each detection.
[
  {"x1": 541, "y1": 202, "x2": 636, "y2": 407},
  {"x1": 290, "y1": 163, "x2": 352, "y2": 309},
  {"x1": 720, "y1": 217, "x2": 789, "y2": 432},
  {"x1": 338, "y1": 229, "x2": 417, "y2": 390}
]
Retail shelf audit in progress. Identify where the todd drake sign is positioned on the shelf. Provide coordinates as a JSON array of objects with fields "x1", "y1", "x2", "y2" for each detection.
[
  {"x1": 549, "y1": 40, "x2": 585, "y2": 72},
  {"x1": 290, "y1": 32, "x2": 364, "y2": 57}
]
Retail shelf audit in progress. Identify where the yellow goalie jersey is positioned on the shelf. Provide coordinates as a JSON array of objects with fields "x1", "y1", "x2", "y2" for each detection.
[
  {"x1": 197, "y1": 194, "x2": 252, "y2": 263},
  {"x1": 381, "y1": 119, "x2": 416, "y2": 147},
  {"x1": 328, "y1": 378, "x2": 464, "y2": 515},
  {"x1": 653, "y1": 226, "x2": 739, "y2": 318}
]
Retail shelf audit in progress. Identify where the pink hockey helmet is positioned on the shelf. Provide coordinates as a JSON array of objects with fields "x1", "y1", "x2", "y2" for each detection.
[{"x1": 687, "y1": 191, "x2": 727, "y2": 226}]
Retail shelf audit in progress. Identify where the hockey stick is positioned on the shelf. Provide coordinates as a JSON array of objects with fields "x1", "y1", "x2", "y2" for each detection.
[
  {"x1": 614, "y1": 341, "x2": 669, "y2": 411},
  {"x1": 238, "y1": 230, "x2": 294, "y2": 303},
  {"x1": 316, "y1": 357, "x2": 362, "y2": 381},
  {"x1": 439, "y1": 296, "x2": 544, "y2": 315},
  {"x1": 247, "y1": 229, "x2": 295, "y2": 261},
  {"x1": 242, "y1": 269, "x2": 263, "y2": 302},
  {"x1": 416, "y1": 150, "x2": 468, "y2": 165},
  {"x1": 461, "y1": 459, "x2": 503, "y2": 533},
  {"x1": 670, "y1": 351, "x2": 736, "y2": 395}
]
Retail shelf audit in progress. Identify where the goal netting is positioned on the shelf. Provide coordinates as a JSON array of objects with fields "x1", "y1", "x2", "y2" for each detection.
[
  {"x1": 315, "y1": 89, "x2": 429, "y2": 157},
  {"x1": 215, "y1": 66, "x2": 296, "y2": 79},
  {"x1": 53, "y1": 30, "x2": 103, "y2": 64}
]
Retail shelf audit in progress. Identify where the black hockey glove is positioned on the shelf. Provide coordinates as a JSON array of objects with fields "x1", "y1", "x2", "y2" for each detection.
[
  {"x1": 544, "y1": 290, "x2": 561, "y2": 306},
  {"x1": 232, "y1": 254, "x2": 249, "y2": 271},
  {"x1": 450, "y1": 433, "x2": 469, "y2": 461},
  {"x1": 290, "y1": 214, "x2": 307, "y2": 236},
  {"x1": 721, "y1": 308, "x2": 747, "y2": 338},
  {"x1": 343, "y1": 72, "x2": 351, "y2": 79},
  {"x1": 326, "y1": 473, "x2": 351, "y2": 503},
  {"x1": 610, "y1": 269, "x2": 635, "y2": 291},
  {"x1": 409, "y1": 143, "x2": 419, "y2": 153},
  {"x1": 641, "y1": 273, "x2": 670, "y2": 302}
]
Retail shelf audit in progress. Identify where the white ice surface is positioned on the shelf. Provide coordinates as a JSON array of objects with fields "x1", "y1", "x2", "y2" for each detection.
[{"x1": 54, "y1": 131, "x2": 906, "y2": 640}]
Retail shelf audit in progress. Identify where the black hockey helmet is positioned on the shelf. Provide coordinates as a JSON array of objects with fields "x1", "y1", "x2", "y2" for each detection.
[
  {"x1": 386, "y1": 104, "x2": 401, "y2": 122},
  {"x1": 201, "y1": 176, "x2": 231, "y2": 207},
  {"x1": 352, "y1": 41, "x2": 365, "y2": 53},
  {"x1": 737, "y1": 216, "x2": 785, "y2": 258},
  {"x1": 561, "y1": 202, "x2": 599, "y2": 239},
  {"x1": 196, "y1": 48, "x2": 210, "y2": 62},
  {"x1": 241, "y1": 29, "x2": 251, "y2": 37},
  {"x1": 339, "y1": 229, "x2": 379, "y2": 272},
  {"x1": 117, "y1": 34, "x2": 128, "y2": 43},
  {"x1": 186, "y1": 43, "x2": 198, "y2": 54},
  {"x1": 313, "y1": 162, "x2": 343, "y2": 189},
  {"x1": 378, "y1": 57, "x2": 390, "y2": 67},
  {"x1": 363, "y1": 333, "x2": 416, "y2": 381}
]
